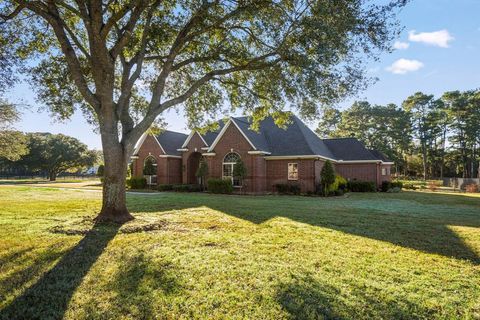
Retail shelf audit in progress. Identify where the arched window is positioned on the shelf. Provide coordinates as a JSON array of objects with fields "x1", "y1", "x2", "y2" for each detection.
[
  {"x1": 143, "y1": 155, "x2": 157, "y2": 185},
  {"x1": 223, "y1": 152, "x2": 241, "y2": 186}
]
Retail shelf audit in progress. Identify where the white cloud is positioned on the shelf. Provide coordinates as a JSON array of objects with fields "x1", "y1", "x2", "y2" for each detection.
[
  {"x1": 408, "y1": 29, "x2": 454, "y2": 48},
  {"x1": 393, "y1": 41, "x2": 409, "y2": 50},
  {"x1": 386, "y1": 59, "x2": 424, "y2": 74}
]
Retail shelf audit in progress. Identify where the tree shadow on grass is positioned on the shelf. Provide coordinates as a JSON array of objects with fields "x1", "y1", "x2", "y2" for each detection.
[
  {"x1": 128, "y1": 192, "x2": 480, "y2": 264},
  {"x1": 275, "y1": 275, "x2": 434, "y2": 320},
  {"x1": 81, "y1": 251, "x2": 182, "y2": 318},
  {"x1": 0, "y1": 222, "x2": 120, "y2": 320}
]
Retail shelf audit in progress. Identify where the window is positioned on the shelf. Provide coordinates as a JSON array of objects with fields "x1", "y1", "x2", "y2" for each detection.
[
  {"x1": 223, "y1": 152, "x2": 241, "y2": 186},
  {"x1": 382, "y1": 167, "x2": 390, "y2": 176},
  {"x1": 288, "y1": 163, "x2": 298, "y2": 180}
]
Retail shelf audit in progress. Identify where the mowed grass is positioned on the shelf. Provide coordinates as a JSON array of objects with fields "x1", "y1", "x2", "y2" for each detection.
[{"x1": 0, "y1": 186, "x2": 479, "y2": 319}]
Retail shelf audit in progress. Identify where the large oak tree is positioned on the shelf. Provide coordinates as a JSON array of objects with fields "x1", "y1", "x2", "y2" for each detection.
[{"x1": 0, "y1": 0, "x2": 407, "y2": 222}]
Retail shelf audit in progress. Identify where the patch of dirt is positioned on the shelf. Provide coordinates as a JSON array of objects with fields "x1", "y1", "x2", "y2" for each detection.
[
  {"x1": 49, "y1": 226, "x2": 92, "y2": 235},
  {"x1": 120, "y1": 221, "x2": 168, "y2": 234}
]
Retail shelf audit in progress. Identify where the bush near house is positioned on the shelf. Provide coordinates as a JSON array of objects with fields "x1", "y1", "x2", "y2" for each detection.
[
  {"x1": 207, "y1": 178, "x2": 233, "y2": 194},
  {"x1": 381, "y1": 181, "x2": 403, "y2": 192},
  {"x1": 275, "y1": 183, "x2": 301, "y2": 195},
  {"x1": 347, "y1": 180, "x2": 376, "y2": 192},
  {"x1": 172, "y1": 184, "x2": 202, "y2": 192},
  {"x1": 157, "y1": 184, "x2": 174, "y2": 191},
  {"x1": 126, "y1": 177, "x2": 147, "y2": 189}
]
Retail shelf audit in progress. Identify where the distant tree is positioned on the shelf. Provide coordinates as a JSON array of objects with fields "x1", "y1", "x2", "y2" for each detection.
[
  {"x1": 0, "y1": 102, "x2": 28, "y2": 161},
  {"x1": 402, "y1": 92, "x2": 439, "y2": 180},
  {"x1": 315, "y1": 106, "x2": 341, "y2": 138},
  {"x1": 233, "y1": 158, "x2": 247, "y2": 189},
  {"x1": 195, "y1": 158, "x2": 209, "y2": 190},
  {"x1": 320, "y1": 160, "x2": 335, "y2": 196},
  {"x1": 20, "y1": 133, "x2": 97, "y2": 181},
  {"x1": 0, "y1": 0, "x2": 408, "y2": 222}
]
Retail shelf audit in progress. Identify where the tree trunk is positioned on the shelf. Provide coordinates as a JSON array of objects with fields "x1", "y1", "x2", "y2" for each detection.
[
  {"x1": 49, "y1": 171, "x2": 57, "y2": 181},
  {"x1": 96, "y1": 134, "x2": 134, "y2": 223}
]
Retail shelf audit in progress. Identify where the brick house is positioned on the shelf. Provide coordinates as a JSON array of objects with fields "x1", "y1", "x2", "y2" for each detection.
[{"x1": 131, "y1": 115, "x2": 393, "y2": 193}]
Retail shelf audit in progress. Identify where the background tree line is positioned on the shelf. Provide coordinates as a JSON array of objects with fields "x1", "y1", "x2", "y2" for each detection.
[
  {"x1": 0, "y1": 128, "x2": 100, "y2": 181},
  {"x1": 316, "y1": 90, "x2": 480, "y2": 179}
]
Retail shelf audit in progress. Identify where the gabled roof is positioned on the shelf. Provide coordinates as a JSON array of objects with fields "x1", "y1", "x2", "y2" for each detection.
[
  {"x1": 157, "y1": 114, "x2": 391, "y2": 163},
  {"x1": 199, "y1": 115, "x2": 390, "y2": 163},
  {"x1": 156, "y1": 130, "x2": 188, "y2": 156}
]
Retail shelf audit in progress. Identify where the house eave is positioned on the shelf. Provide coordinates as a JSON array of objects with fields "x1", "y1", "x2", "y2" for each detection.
[{"x1": 159, "y1": 155, "x2": 182, "y2": 159}]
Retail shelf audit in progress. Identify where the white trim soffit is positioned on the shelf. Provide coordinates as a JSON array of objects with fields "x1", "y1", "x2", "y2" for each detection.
[
  {"x1": 247, "y1": 150, "x2": 271, "y2": 155},
  {"x1": 159, "y1": 155, "x2": 182, "y2": 159}
]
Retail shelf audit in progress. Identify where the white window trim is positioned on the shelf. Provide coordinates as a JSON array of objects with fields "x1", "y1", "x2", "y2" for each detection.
[
  {"x1": 288, "y1": 163, "x2": 299, "y2": 181},
  {"x1": 222, "y1": 152, "x2": 242, "y2": 187}
]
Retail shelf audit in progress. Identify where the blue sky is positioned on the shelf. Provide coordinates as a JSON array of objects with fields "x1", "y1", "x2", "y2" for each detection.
[{"x1": 7, "y1": 0, "x2": 480, "y2": 150}]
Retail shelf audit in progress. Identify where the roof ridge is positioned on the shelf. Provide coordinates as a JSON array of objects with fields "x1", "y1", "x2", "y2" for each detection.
[{"x1": 291, "y1": 116, "x2": 316, "y2": 155}]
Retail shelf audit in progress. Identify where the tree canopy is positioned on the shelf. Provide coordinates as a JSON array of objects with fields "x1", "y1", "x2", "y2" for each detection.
[
  {"x1": 0, "y1": 0, "x2": 408, "y2": 221},
  {"x1": 18, "y1": 133, "x2": 97, "y2": 181}
]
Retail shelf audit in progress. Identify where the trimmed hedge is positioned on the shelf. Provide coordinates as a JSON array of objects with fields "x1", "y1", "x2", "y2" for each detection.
[
  {"x1": 347, "y1": 180, "x2": 376, "y2": 192},
  {"x1": 127, "y1": 177, "x2": 147, "y2": 189},
  {"x1": 275, "y1": 183, "x2": 301, "y2": 195},
  {"x1": 157, "y1": 184, "x2": 173, "y2": 191},
  {"x1": 207, "y1": 178, "x2": 233, "y2": 194},
  {"x1": 172, "y1": 184, "x2": 201, "y2": 192}
]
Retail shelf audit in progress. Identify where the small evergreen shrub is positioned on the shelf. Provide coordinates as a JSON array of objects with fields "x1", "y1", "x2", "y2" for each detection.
[
  {"x1": 157, "y1": 184, "x2": 173, "y2": 191},
  {"x1": 207, "y1": 178, "x2": 233, "y2": 194},
  {"x1": 275, "y1": 183, "x2": 301, "y2": 195},
  {"x1": 320, "y1": 160, "x2": 336, "y2": 196},
  {"x1": 347, "y1": 180, "x2": 376, "y2": 192},
  {"x1": 127, "y1": 177, "x2": 147, "y2": 189},
  {"x1": 391, "y1": 181, "x2": 403, "y2": 190}
]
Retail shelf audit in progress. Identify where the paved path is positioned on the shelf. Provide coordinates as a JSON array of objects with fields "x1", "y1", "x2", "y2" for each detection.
[{"x1": 0, "y1": 184, "x2": 162, "y2": 196}]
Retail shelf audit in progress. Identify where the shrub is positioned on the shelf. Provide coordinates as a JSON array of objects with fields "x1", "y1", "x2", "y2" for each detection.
[
  {"x1": 391, "y1": 181, "x2": 403, "y2": 190},
  {"x1": 275, "y1": 183, "x2": 301, "y2": 195},
  {"x1": 195, "y1": 159, "x2": 209, "y2": 189},
  {"x1": 347, "y1": 180, "x2": 376, "y2": 192},
  {"x1": 403, "y1": 183, "x2": 417, "y2": 190},
  {"x1": 320, "y1": 160, "x2": 336, "y2": 196},
  {"x1": 207, "y1": 178, "x2": 233, "y2": 194},
  {"x1": 387, "y1": 187, "x2": 401, "y2": 193},
  {"x1": 157, "y1": 184, "x2": 173, "y2": 191},
  {"x1": 143, "y1": 158, "x2": 156, "y2": 176},
  {"x1": 172, "y1": 184, "x2": 201, "y2": 192},
  {"x1": 332, "y1": 175, "x2": 347, "y2": 191},
  {"x1": 334, "y1": 189, "x2": 344, "y2": 196},
  {"x1": 381, "y1": 181, "x2": 391, "y2": 192},
  {"x1": 465, "y1": 184, "x2": 479, "y2": 193},
  {"x1": 126, "y1": 177, "x2": 147, "y2": 189},
  {"x1": 427, "y1": 182, "x2": 437, "y2": 191}
]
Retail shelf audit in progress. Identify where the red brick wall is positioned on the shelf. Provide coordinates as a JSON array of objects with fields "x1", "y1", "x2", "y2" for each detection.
[
  {"x1": 132, "y1": 135, "x2": 164, "y2": 178},
  {"x1": 132, "y1": 134, "x2": 183, "y2": 185},
  {"x1": 266, "y1": 159, "x2": 318, "y2": 193},
  {"x1": 335, "y1": 163, "x2": 379, "y2": 185},
  {"x1": 206, "y1": 123, "x2": 263, "y2": 193}
]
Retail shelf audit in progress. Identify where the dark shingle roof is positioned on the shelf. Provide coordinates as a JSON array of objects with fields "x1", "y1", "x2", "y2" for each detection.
[
  {"x1": 322, "y1": 138, "x2": 378, "y2": 161},
  {"x1": 156, "y1": 130, "x2": 188, "y2": 156},
  {"x1": 200, "y1": 120, "x2": 226, "y2": 145},
  {"x1": 156, "y1": 115, "x2": 392, "y2": 162},
  {"x1": 368, "y1": 149, "x2": 392, "y2": 162}
]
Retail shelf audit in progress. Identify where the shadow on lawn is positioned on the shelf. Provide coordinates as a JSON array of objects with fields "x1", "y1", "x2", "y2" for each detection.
[
  {"x1": 275, "y1": 275, "x2": 429, "y2": 319},
  {"x1": 129, "y1": 191, "x2": 480, "y2": 264},
  {"x1": 0, "y1": 222, "x2": 120, "y2": 320}
]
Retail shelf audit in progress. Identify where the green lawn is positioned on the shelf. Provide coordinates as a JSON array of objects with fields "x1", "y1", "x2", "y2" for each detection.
[{"x1": 0, "y1": 186, "x2": 479, "y2": 319}]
